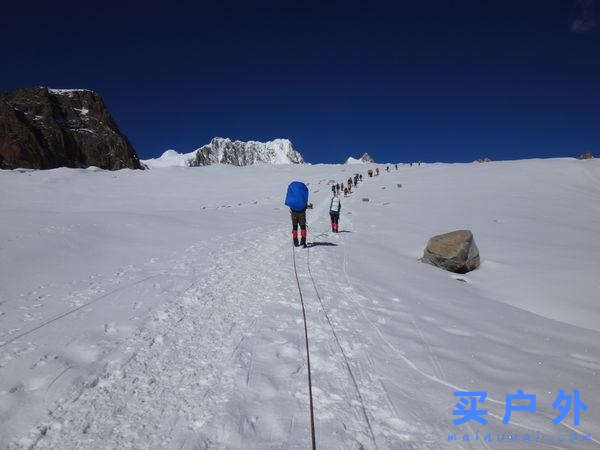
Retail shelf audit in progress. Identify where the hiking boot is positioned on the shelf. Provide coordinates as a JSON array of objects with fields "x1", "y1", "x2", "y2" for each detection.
[
  {"x1": 300, "y1": 237, "x2": 307, "y2": 248},
  {"x1": 293, "y1": 238, "x2": 299, "y2": 247}
]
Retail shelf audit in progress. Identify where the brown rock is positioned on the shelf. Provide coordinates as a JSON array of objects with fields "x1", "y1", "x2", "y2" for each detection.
[
  {"x1": 0, "y1": 86, "x2": 142, "y2": 170},
  {"x1": 421, "y1": 229, "x2": 480, "y2": 273},
  {"x1": 360, "y1": 152, "x2": 375, "y2": 163}
]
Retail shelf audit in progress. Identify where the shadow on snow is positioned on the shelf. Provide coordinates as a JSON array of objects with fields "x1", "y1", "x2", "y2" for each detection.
[{"x1": 307, "y1": 242, "x2": 338, "y2": 247}]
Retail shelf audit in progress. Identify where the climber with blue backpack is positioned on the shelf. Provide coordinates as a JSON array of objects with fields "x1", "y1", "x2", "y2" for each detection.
[{"x1": 285, "y1": 181, "x2": 312, "y2": 248}]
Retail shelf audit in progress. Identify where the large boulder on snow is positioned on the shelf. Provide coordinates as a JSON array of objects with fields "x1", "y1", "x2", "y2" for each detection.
[{"x1": 421, "y1": 230, "x2": 480, "y2": 273}]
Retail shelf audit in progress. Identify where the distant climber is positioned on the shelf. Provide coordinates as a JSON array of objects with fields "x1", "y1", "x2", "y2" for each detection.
[
  {"x1": 329, "y1": 192, "x2": 341, "y2": 233},
  {"x1": 331, "y1": 184, "x2": 336, "y2": 195},
  {"x1": 285, "y1": 181, "x2": 309, "y2": 248}
]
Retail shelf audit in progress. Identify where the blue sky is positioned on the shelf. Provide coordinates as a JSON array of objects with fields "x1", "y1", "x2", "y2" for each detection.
[{"x1": 1, "y1": 0, "x2": 598, "y2": 163}]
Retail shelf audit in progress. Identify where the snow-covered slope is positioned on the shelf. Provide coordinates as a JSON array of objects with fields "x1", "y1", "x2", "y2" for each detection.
[
  {"x1": 143, "y1": 138, "x2": 304, "y2": 168},
  {"x1": 346, "y1": 152, "x2": 375, "y2": 164},
  {"x1": 345, "y1": 156, "x2": 364, "y2": 164},
  {"x1": 141, "y1": 149, "x2": 197, "y2": 168},
  {"x1": 1, "y1": 158, "x2": 599, "y2": 448}
]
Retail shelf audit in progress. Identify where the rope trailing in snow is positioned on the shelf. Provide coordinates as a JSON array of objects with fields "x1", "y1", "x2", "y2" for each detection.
[
  {"x1": 306, "y1": 245, "x2": 378, "y2": 449},
  {"x1": 292, "y1": 245, "x2": 317, "y2": 450},
  {"x1": 0, "y1": 273, "x2": 164, "y2": 349}
]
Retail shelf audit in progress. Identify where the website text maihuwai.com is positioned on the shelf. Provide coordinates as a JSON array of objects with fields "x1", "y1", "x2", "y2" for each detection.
[
  {"x1": 446, "y1": 430, "x2": 593, "y2": 444},
  {"x1": 444, "y1": 389, "x2": 594, "y2": 445}
]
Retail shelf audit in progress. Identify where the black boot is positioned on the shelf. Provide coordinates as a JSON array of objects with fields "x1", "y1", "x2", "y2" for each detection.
[
  {"x1": 300, "y1": 237, "x2": 307, "y2": 248},
  {"x1": 293, "y1": 237, "x2": 299, "y2": 247}
]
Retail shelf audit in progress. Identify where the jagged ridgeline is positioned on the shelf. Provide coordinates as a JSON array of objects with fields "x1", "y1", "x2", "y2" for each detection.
[
  {"x1": 345, "y1": 152, "x2": 375, "y2": 164},
  {"x1": 0, "y1": 86, "x2": 142, "y2": 170},
  {"x1": 143, "y1": 138, "x2": 305, "y2": 168},
  {"x1": 189, "y1": 138, "x2": 304, "y2": 166}
]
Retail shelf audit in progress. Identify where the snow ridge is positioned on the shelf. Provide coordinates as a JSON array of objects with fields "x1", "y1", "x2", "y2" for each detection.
[
  {"x1": 345, "y1": 153, "x2": 375, "y2": 164},
  {"x1": 47, "y1": 89, "x2": 93, "y2": 95},
  {"x1": 345, "y1": 156, "x2": 363, "y2": 164}
]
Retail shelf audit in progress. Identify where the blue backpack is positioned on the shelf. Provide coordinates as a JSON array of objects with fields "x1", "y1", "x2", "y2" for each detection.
[{"x1": 285, "y1": 181, "x2": 309, "y2": 212}]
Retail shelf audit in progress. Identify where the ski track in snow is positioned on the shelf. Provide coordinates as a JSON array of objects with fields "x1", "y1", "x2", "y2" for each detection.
[
  {"x1": 10, "y1": 208, "x2": 404, "y2": 448},
  {"x1": 327, "y1": 180, "x2": 598, "y2": 448},
  {"x1": 1, "y1": 160, "x2": 599, "y2": 449},
  {"x1": 303, "y1": 205, "x2": 446, "y2": 448},
  {"x1": 10, "y1": 175, "x2": 442, "y2": 449},
  {"x1": 20, "y1": 228, "x2": 301, "y2": 448},
  {"x1": 335, "y1": 215, "x2": 594, "y2": 449}
]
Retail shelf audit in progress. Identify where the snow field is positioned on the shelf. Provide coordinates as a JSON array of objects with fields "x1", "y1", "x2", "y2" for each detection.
[{"x1": 1, "y1": 158, "x2": 599, "y2": 448}]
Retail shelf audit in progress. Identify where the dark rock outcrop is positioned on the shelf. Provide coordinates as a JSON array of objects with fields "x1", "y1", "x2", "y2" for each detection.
[
  {"x1": 360, "y1": 152, "x2": 375, "y2": 163},
  {"x1": 421, "y1": 230, "x2": 480, "y2": 273},
  {"x1": 578, "y1": 151, "x2": 594, "y2": 160},
  {"x1": 0, "y1": 86, "x2": 142, "y2": 170}
]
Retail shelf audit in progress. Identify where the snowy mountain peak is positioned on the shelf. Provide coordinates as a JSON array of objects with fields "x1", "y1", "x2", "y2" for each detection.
[
  {"x1": 143, "y1": 138, "x2": 305, "y2": 168},
  {"x1": 345, "y1": 152, "x2": 375, "y2": 164},
  {"x1": 360, "y1": 152, "x2": 375, "y2": 163},
  {"x1": 345, "y1": 156, "x2": 363, "y2": 164},
  {"x1": 191, "y1": 137, "x2": 304, "y2": 167},
  {"x1": 141, "y1": 149, "x2": 197, "y2": 168}
]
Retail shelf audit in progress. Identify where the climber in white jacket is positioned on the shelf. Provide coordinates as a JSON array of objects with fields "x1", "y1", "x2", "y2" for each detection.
[{"x1": 329, "y1": 192, "x2": 341, "y2": 233}]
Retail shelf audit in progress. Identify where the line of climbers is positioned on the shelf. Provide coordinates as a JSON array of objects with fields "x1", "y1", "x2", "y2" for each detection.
[{"x1": 285, "y1": 167, "x2": 393, "y2": 248}]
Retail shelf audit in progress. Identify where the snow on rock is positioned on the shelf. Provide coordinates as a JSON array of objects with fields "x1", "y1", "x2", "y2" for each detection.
[
  {"x1": 0, "y1": 87, "x2": 142, "y2": 170},
  {"x1": 73, "y1": 107, "x2": 89, "y2": 116},
  {"x1": 189, "y1": 137, "x2": 305, "y2": 166},
  {"x1": 47, "y1": 89, "x2": 93, "y2": 95},
  {"x1": 143, "y1": 137, "x2": 304, "y2": 168},
  {"x1": 346, "y1": 152, "x2": 375, "y2": 164}
]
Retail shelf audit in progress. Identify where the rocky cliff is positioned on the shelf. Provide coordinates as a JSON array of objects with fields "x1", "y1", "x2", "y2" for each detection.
[
  {"x1": 346, "y1": 152, "x2": 375, "y2": 164},
  {"x1": 360, "y1": 152, "x2": 375, "y2": 163},
  {"x1": 187, "y1": 138, "x2": 304, "y2": 167},
  {"x1": 0, "y1": 87, "x2": 142, "y2": 170}
]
